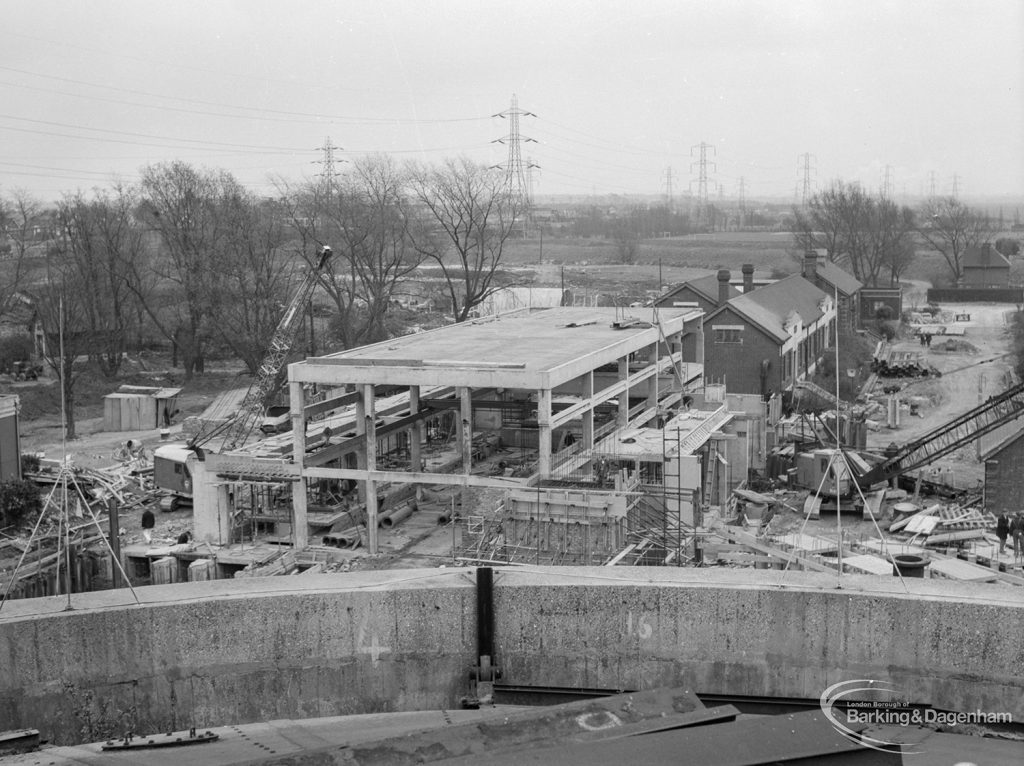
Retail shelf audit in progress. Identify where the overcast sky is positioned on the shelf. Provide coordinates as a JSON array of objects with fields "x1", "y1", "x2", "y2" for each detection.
[{"x1": 2, "y1": 0, "x2": 1022, "y2": 204}]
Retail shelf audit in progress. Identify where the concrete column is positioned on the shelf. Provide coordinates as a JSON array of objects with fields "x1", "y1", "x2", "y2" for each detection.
[
  {"x1": 410, "y1": 386, "x2": 423, "y2": 493},
  {"x1": 355, "y1": 390, "x2": 367, "y2": 503},
  {"x1": 537, "y1": 387, "x2": 552, "y2": 477},
  {"x1": 288, "y1": 381, "x2": 308, "y2": 549},
  {"x1": 647, "y1": 341, "x2": 660, "y2": 410},
  {"x1": 582, "y1": 372, "x2": 594, "y2": 451},
  {"x1": 192, "y1": 461, "x2": 231, "y2": 545},
  {"x1": 618, "y1": 357, "x2": 630, "y2": 426},
  {"x1": 459, "y1": 386, "x2": 473, "y2": 513},
  {"x1": 363, "y1": 384, "x2": 378, "y2": 554}
]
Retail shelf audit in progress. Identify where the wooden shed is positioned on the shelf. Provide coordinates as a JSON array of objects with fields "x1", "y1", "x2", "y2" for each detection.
[
  {"x1": 0, "y1": 394, "x2": 21, "y2": 481},
  {"x1": 102, "y1": 386, "x2": 181, "y2": 432}
]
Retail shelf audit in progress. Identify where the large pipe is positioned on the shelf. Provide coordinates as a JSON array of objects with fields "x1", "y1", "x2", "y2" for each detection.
[{"x1": 381, "y1": 503, "x2": 415, "y2": 529}]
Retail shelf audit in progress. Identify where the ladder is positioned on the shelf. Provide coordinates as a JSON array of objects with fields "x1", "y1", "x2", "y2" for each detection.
[{"x1": 857, "y1": 379, "x2": 1024, "y2": 487}]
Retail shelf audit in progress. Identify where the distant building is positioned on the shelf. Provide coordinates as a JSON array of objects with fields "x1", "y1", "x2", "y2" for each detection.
[
  {"x1": 652, "y1": 270, "x2": 743, "y2": 317},
  {"x1": 702, "y1": 274, "x2": 835, "y2": 397},
  {"x1": 961, "y1": 242, "x2": 1010, "y2": 288},
  {"x1": 859, "y1": 287, "x2": 903, "y2": 322}
]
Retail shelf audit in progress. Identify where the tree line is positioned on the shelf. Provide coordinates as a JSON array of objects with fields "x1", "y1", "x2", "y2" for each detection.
[
  {"x1": 0, "y1": 155, "x2": 523, "y2": 436},
  {"x1": 791, "y1": 181, "x2": 1009, "y2": 287}
]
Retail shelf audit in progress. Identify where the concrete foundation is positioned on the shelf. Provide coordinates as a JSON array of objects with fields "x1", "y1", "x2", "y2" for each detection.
[{"x1": 0, "y1": 568, "x2": 1021, "y2": 745}]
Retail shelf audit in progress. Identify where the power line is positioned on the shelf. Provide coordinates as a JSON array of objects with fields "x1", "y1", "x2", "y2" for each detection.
[
  {"x1": 738, "y1": 176, "x2": 747, "y2": 226},
  {"x1": 690, "y1": 142, "x2": 716, "y2": 224},
  {"x1": 492, "y1": 94, "x2": 537, "y2": 210},
  {"x1": 313, "y1": 137, "x2": 345, "y2": 190},
  {"x1": 881, "y1": 164, "x2": 894, "y2": 199},
  {"x1": 798, "y1": 152, "x2": 816, "y2": 205},
  {"x1": 0, "y1": 64, "x2": 492, "y2": 126}
]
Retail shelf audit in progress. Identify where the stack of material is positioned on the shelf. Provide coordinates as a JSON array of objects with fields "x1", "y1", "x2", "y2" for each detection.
[{"x1": 890, "y1": 503, "x2": 994, "y2": 546}]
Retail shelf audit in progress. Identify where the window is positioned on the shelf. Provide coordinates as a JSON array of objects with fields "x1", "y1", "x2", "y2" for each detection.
[{"x1": 713, "y1": 325, "x2": 743, "y2": 344}]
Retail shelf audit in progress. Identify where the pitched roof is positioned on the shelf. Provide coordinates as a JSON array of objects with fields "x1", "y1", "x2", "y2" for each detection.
[
  {"x1": 659, "y1": 273, "x2": 741, "y2": 305},
  {"x1": 963, "y1": 243, "x2": 1010, "y2": 270},
  {"x1": 814, "y1": 259, "x2": 862, "y2": 296},
  {"x1": 708, "y1": 275, "x2": 830, "y2": 342}
]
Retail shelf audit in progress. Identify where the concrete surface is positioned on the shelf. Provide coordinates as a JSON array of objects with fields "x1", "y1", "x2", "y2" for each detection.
[{"x1": 1, "y1": 567, "x2": 1022, "y2": 746}]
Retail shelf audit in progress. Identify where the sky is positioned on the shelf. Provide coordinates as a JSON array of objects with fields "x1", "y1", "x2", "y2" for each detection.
[{"x1": 2, "y1": 0, "x2": 1022, "y2": 205}]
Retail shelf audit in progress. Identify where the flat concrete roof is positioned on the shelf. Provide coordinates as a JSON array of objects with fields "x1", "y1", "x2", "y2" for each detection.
[{"x1": 290, "y1": 306, "x2": 702, "y2": 390}]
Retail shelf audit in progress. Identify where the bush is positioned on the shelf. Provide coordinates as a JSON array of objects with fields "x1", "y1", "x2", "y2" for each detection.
[
  {"x1": 21, "y1": 453, "x2": 40, "y2": 474},
  {"x1": 0, "y1": 335, "x2": 35, "y2": 373},
  {"x1": 874, "y1": 320, "x2": 897, "y2": 341},
  {"x1": 875, "y1": 305, "x2": 895, "y2": 320},
  {"x1": 0, "y1": 479, "x2": 42, "y2": 529}
]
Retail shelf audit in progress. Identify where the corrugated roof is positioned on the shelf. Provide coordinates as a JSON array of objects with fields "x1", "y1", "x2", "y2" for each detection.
[{"x1": 709, "y1": 275, "x2": 830, "y2": 342}]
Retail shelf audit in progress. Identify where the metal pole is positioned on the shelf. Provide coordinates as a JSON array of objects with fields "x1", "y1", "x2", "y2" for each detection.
[
  {"x1": 476, "y1": 567, "x2": 494, "y2": 661},
  {"x1": 108, "y1": 497, "x2": 122, "y2": 589}
]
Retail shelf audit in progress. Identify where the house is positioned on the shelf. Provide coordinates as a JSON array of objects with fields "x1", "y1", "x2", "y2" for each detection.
[
  {"x1": 980, "y1": 422, "x2": 1024, "y2": 515},
  {"x1": 859, "y1": 286, "x2": 903, "y2": 322},
  {"x1": 961, "y1": 242, "x2": 1010, "y2": 288},
  {"x1": 703, "y1": 274, "x2": 836, "y2": 397},
  {"x1": 652, "y1": 268, "x2": 745, "y2": 317},
  {"x1": 802, "y1": 251, "x2": 863, "y2": 333}
]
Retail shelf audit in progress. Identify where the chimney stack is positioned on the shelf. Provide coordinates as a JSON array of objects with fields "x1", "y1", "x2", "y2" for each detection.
[
  {"x1": 803, "y1": 249, "x2": 818, "y2": 282},
  {"x1": 741, "y1": 263, "x2": 755, "y2": 293},
  {"x1": 717, "y1": 269, "x2": 731, "y2": 304}
]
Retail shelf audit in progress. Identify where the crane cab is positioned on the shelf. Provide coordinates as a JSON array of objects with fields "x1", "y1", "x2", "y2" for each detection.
[{"x1": 153, "y1": 443, "x2": 200, "y2": 511}]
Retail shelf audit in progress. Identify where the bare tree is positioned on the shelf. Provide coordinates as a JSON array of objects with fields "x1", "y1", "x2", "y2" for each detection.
[
  {"x1": 34, "y1": 249, "x2": 93, "y2": 439},
  {"x1": 407, "y1": 157, "x2": 521, "y2": 322},
  {"x1": 611, "y1": 215, "x2": 640, "y2": 265},
  {"x1": 335, "y1": 155, "x2": 422, "y2": 343},
  {"x1": 0, "y1": 190, "x2": 44, "y2": 314},
  {"x1": 56, "y1": 187, "x2": 147, "y2": 378},
  {"x1": 918, "y1": 197, "x2": 994, "y2": 284},
  {"x1": 792, "y1": 182, "x2": 916, "y2": 287},
  {"x1": 207, "y1": 193, "x2": 298, "y2": 374},
  {"x1": 133, "y1": 161, "x2": 241, "y2": 379},
  {"x1": 278, "y1": 155, "x2": 422, "y2": 348}
]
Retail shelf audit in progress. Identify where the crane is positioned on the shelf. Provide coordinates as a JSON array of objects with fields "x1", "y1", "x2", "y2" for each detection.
[
  {"x1": 199, "y1": 246, "x2": 332, "y2": 453},
  {"x1": 855, "y1": 378, "x2": 1024, "y2": 488}
]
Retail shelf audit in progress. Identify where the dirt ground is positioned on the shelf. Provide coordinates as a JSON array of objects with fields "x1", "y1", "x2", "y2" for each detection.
[
  {"x1": 7, "y1": 368, "x2": 247, "y2": 549},
  {"x1": 865, "y1": 300, "x2": 1017, "y2": 489}
]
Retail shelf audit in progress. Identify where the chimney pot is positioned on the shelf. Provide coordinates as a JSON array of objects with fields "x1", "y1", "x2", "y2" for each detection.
[
  {"x1": 741, "y1": 263, "x2": 755, "y2": 293},
  {"x1": 803, "y1": 250, "x2": 818, "y2": 281},
  {"x1": 717, "y1": 269, "x2": 731, "y2": 304}
]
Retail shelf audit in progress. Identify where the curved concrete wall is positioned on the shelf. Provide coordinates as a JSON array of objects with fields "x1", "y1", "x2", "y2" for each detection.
[{"x1": 1, "y1": 567, "x2": 1022, "y2": 745}]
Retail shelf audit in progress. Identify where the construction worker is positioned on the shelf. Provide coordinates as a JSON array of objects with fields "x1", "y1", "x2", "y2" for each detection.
[
  {"x1": 1012, "y1": 512, "x2": 1024, "y2": 561},
  {"x1": 995, "y1": 513, "x2": 1010, "y2": 556}
]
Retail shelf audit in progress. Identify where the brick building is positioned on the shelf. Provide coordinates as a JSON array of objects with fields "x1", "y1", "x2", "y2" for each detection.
[
  {"x1": 981, "y1": 425, "x2": 1024, "y2": 515},
  {"x1": 802, "y1": 251, "x2": 862, "y2": 333},
  {"x1": 962, "y1": 242, "x2": 1010, "y2": 288},
  {"x1": 703, "y1": 274, "x2": 835, "y2": 397},
  {"x1": 653, "y1": 270, "x2": 744, "y2": 316}
]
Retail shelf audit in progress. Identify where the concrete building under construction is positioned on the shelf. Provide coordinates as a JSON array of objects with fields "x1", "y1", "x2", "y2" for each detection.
[{"x1": 176, "y1": 303, "x2": 770, "y2": 565}]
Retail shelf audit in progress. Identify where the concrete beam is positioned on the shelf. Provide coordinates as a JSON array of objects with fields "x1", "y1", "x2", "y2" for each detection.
[{"x1": 303, "y1": 466, "x2": 529, "y2": 490}]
